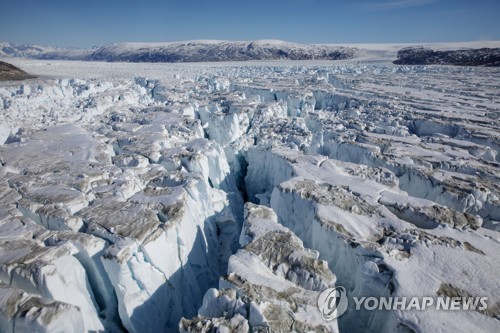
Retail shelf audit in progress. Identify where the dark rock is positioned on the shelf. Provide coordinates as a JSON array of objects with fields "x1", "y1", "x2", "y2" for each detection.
[
  {"x1": 0, "y1": 61, "x2": 35, "y2": 81},
  {"x1": 394, "y1": 47, "x2": 500, "y2": 67}
]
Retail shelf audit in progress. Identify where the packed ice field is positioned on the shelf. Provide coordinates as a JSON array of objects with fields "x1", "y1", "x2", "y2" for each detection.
[{"x1": 0, "y1": 58, "x2": 499, "y2": 332}]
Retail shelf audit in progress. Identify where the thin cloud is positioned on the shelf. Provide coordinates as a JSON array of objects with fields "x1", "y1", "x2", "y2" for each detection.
[{"x1": 363, "y1": 0, "x2": 440, "y2": 11}]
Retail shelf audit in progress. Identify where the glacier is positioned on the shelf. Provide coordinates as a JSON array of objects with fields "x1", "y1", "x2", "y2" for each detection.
[
  {"x1": 0, "y1": 57, "x2": 499, "y2": 332},
  {"x1": 180, "y1": 202, "x2": 339, "y2": 333}
]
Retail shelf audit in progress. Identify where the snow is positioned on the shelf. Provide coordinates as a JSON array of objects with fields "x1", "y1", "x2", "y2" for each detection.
[
  {"x1": 265, "y1": 151, "x2": 500, "y2": 332},
  {"x1": 0, "y1": 284, "x2": 85, "y2": 333},
  {"x1": 0, "y1": 239, "x2": 104, "y2": 331},
  {"x1": 3, "y1": 40, "x2": 500, "y2": 64},
  {"x1": 0, "y1": 56, "x2": 499, "y2": 332},
  {"x1": 2, "y1": 40, "x2": 357, "y2": 62},
  {"x1": 182, "y1": 203, "x2": 339, "y2": 332}
]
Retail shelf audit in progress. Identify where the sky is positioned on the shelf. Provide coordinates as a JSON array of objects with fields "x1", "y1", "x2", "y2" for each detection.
[{"x1": 0, "y1": 0, "x2": 499, "y2": 48}]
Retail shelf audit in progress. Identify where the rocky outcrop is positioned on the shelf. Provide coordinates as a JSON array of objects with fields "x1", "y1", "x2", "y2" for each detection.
[
  {"x1": 394, "y1": 47, "x2": 500, "y2": 66},
  {"x1": 0, "y1": 61, "x2": 34, "y2": 81}
]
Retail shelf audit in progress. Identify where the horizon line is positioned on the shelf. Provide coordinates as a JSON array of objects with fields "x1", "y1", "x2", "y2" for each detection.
[{"x1": 2, "y1": 39, "x2": 500, "y2": 50}]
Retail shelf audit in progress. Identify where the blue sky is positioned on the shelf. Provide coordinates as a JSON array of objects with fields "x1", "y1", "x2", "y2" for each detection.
[{"x1": 1, "y1": 0, "x2": 499, "y2": 47}]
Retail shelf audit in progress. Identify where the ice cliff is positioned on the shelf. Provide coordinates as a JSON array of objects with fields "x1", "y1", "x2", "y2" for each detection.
[{"x1": 180, "y1": 203, "x2": 339, "y2": 333}]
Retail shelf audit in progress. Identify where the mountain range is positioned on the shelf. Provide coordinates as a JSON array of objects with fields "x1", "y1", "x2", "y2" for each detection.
[{"x1": 0, "y1": 40, "x2": 356, "y2": 62}]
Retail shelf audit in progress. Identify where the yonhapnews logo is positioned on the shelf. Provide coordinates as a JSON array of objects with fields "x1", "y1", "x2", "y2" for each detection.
[
  {"x1": 317, "y1": 286, "x2": 348, "y2": 320},
  {"x1": 318, "y1": 286, "x2": 489, "y2": 321}
]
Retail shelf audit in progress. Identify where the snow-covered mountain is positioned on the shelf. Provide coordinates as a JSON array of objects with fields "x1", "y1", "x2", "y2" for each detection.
[
  {"x1": 5, "y1": 40, "x2": 500, "y2": 65},
  {"x1": 88, "y1": 40, "x2": 357, "y2": 62},
  {"x1": 0, "y1": 42, "x2": 92, "y2": 59},
  {"x1": 1, "y1": 40, "x2": 357, "y2": 62},
  {"x1": 0, "y1": 42, "x2": 56, "y2": 58}
]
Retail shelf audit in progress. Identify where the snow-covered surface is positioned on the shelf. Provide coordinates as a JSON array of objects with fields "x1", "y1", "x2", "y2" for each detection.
[
  {"x1": 3, "y1": 40, "x2": 500, "y2": 63},
  {"x1": 338, "y1": 41, "x2": 500, "y2": 60},
  {"x1": 88, "y1": 40, "x2": 356, "y2": 62},
  {"x1": 180, "y1": 203, "x2": 339, "y2": 332},
  {"x1": 0, "y1": 57, "x2": 499, "y2": 332},
  {"x1": 1, "y1": 40, "x2": 356, "y2": 62}
]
